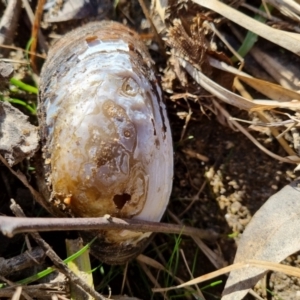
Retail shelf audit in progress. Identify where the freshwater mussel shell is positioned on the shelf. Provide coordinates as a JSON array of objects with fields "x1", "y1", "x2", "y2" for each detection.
[{"x1": 38, "y1": 21, "x2": 173, "y2": 264}]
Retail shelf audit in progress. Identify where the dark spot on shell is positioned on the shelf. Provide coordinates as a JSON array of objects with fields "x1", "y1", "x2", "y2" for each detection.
[
  {"x1": 155, "y1": 138, "x2": 160, "y2": 148},
  {"x1": 116, "y1": 117, "x2": 124, "y2": 122},
  {"x1": 113, "y1": 193, "x2": 131, "y2": 209},
  {"x1": 150, "y1": 79, "x2": 167, "y2": 139},
  {"x1": 128, "y1": 42, "x2": 135, "y2": 51},
  {"x1": 66, "y1": 54, "x2": 76, "y2": 62},
  {"x1": 151, "y1": 118, "x2": 156, "y2": 136}
]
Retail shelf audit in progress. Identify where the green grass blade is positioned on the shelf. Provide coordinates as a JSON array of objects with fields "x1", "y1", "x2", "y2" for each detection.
[
  {"x1": 231, "y1": 4, "x2": 273, "y2": 62},
  {"x1": 25, "y1": 37, "x2": 34, "y2": 63},
  {"x1": 165, "y1": 234, "x2": 182, "y2": 287},
  {"x1": 201, "y1": 280, "x2": 222, "y2": 291},
  {"x1": 1, "y1": 237, "x2": 97, "y2": 287},
  {"x1": 66, "y1": 238, "x2": 94, "y2": 300},
  {"x1": 10, "y1": 77, "x2": 38, "y2": 94},
  {"x1": 7, "y1": 98, "x2": 36, "y2": 114}
]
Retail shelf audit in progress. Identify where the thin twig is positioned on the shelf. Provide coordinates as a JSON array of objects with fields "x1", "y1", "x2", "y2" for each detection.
[
  {"x1": 168, "y1": 210, "x2": 226, "y2": 269},
  {"x1": 10, "y1": 200, "x2": 106, "y2": 300},
  {"x1": 0, "y1": 283, "x2": 67, "y2": 298},
  {"x1": 22, "y1": 0, "x2": 48, "y2": 53},
  {"x1": 228, "y1": 117, "x2": 296, "y2": 127},
  {"x1": 180, "y1": 249, "x2": 205, "y2": 300},
  {"x1": 137, "y1": 0, "x2": 166, "y2": 58},
  {"x1": 205, "y1": 21, "x2": 243, "y2": 63},
  {"x1": 233, "y1": 78, "x2": 297, "y2": 156},
  {"x1": 0, "y1": 43, "x2": 47, "y2": 59},
  {"x1": 30, "y1": 0, "x2": 47, "y2": 73},
  {"x1": 121, "y1": 262, "x2": 128, "y2": 295},
  {"x1": 0, "y1": 0, "x2": 22, "y2": 49},
  {"x1": 137, "y1": 261, "x2": 164, "y2": 297},
  {"x1": 178, "y1": 180, "x2": 207, "y2": 217},
  {"x1": 0, "y1": 247, "x2": 45, "y2": 277},
  {"x1": 0, "y1": 214, "x2": 218, "y2": 241},
  {"x1": 213, "y1": 99, "x2": 300, "y2": 163},
  {"x1": 0, "y1": 276, "x2": 32, "y2": 300}
]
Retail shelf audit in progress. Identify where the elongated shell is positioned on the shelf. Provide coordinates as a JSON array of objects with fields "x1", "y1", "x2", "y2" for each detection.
[{"x1": 38, "y1": 21, "x2": 173, "y2": 264}]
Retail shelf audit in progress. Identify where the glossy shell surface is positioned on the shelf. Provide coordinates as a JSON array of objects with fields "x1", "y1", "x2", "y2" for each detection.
[{"x1": 38, "y1": 21, "x2": 173, "y2": 263}]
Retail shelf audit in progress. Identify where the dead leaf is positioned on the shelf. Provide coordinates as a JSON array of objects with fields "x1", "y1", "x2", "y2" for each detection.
[
  {"x1": 222, "y1": 179, "x2": 300, "y2": 299},
  {"x1": 0, "y1": 101, "x2": 39, "y2": 166}
]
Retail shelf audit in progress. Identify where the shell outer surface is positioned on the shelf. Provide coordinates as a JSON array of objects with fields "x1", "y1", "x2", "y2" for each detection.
[{"x1": 38, "y1": 21, "x2": 173, "y2": 264}]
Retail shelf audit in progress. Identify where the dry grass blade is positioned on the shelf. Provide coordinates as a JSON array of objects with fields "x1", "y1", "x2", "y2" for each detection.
[
  {"x1": 137, "y1": 254, "x2": 165, "y2": 271},
  {"x1": 22, "y1": 0, "x2": 48, "y2": 54},
  {"x1": 0, "y1": 284, "x2": 67, "y2": 299},
  {"x1": 0, "y1": 276, "x2": 32, "y2": 300},
  {"x1": 65, "y1": 238, "x2": 94, "y2": 300},
  {"x1": 233, "y1": 78, "x2": 297, "y2": 156},
  {"x1": 168, "y1": 210, "x2": 226, "y2": 269},
  {"x1": 30, "y1": 0, "x2": 46, "y2": 73},
  {"x1": 191, "y1": 0, "x2": 300, "y2": 55},
  {"x1": 137, "y1": 262, "x2": 164, "y2": 294},
  {"x1": 246, "y1": 45, "x2": 300, "y2": 90},
  {"x1": 237, "y1": 75, "x2": 300, "y2": 101},
  {"x1": 153, "y1": 259, "x2": 300, "y2": 293},
  {"x1": 0, "y1": 44, "x2": 46, "y2": 59},
  {"x1": 212, "y1": 99, "x2": 300, "y2": 163},
  {"x1": 265, "y1": 0, "x2": 300, "y2": 21},
  {"x1": 12, "y1": 287, "x2": 23, "y2": 300},
  {"x1": 176, "y1": 57, "x2": 300, "y2": 163},
  {"x1": 180, "y1": 249, "x2": 205, "y2": 299},
  {"x1": 179, "y1": 58, "x2": 300, "y2": 110},
  {"x1": 137, "y1": 254, "x2": 200, "y2": 298},
  {"x1": 152, "y1": 262, "x2": 244, "y2": 293},
  {"x1": 208, "y1": 57, "x2": 300, "y2": 102},
  {"x1": 248, "y1": 260, "x2": 300, "y2": 277}
]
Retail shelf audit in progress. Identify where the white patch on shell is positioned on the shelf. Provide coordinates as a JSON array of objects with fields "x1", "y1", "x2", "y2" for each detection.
[{"x1": 78, "y1": 40, "x2": 129, "y2": 60}]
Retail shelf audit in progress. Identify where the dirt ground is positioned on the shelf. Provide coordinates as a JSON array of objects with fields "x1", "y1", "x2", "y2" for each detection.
[{"x1": 0, "y1": 0, "x2": 300, "y2": 299}]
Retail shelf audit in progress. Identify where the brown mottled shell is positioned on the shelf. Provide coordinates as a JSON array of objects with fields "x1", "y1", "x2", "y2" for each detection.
[{"x1": 38, "y1": 21, "x2": 173, "y2": 264}]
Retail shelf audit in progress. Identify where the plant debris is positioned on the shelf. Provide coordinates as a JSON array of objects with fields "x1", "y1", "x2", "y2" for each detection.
[{"x1": 0, "y1": 101, "x2": 39, "y2": 166}]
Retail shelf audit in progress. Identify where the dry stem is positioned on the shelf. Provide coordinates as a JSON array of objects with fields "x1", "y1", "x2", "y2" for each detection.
[{"x1": 0, "y1": 210, "x2": 218, "y2": 241}]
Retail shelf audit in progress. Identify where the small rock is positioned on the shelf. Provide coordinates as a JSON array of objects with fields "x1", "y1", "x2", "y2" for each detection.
[
  {"x1": 230, "y1": 201, "x2": 241, "y2": 214},
  {"x1": 0, "y1": 101, "x2": 39, "y2": 165},
  {"x1": 0, "y1": 61, "x2": 13, "y2": 89},
  {"x1": 0, "y1": 61, "x2": 13, "y2": 79}
]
